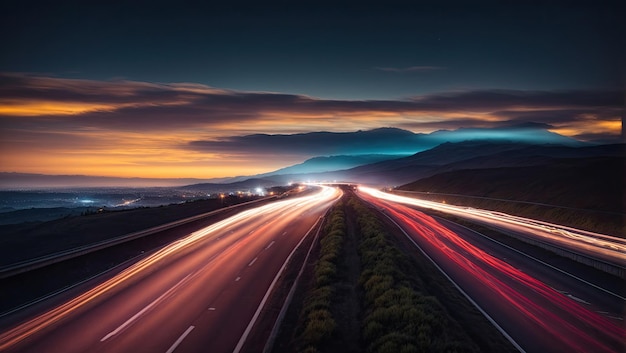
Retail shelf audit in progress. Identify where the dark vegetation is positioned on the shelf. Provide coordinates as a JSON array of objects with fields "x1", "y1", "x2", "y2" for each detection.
[
  {"x1": 277, "y1": 191, "x2": 515, "y2": 353},
  {"x1": 0, "y1": 206, "x2": 99, "y2": 225},
  {"x1": 399, "y1": 156, "x2": 625, "y2": 237},
  {"x1": 350, "y1": 197, "x2": 477, "y2": 353},
  {"x1": 295, "y1": 204, "x2": 345, "y2": 352},
  {"x1": 0, "y1": 196, "x2": 279, "y2": 314},
  {"x1": 0, "y1": 195, "x2": 262, "y2": 266}
]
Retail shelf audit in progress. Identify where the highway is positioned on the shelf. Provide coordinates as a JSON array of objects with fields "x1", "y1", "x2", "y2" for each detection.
[
  {"x1": 358, "y1": 187, "x2": 625, "y2": 353},
  {"x1": 0, "y1": 186, "x2": 342, "y2": 353},
  {"x1": 363, "y1": 188, "x2": 626, "y2": 269}
]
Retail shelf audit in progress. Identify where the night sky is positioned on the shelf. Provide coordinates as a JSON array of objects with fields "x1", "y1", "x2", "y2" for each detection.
[{"x1": 0, "y1": 1, "x2": 623, "y2": 178}]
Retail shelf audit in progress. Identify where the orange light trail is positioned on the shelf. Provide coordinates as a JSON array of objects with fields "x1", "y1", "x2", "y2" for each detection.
[{"x1": 0, "y1": 186, "x2": 341, "y2": 350}]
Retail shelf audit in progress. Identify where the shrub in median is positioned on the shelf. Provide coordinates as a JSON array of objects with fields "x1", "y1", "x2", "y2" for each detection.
[
  {"x1": 296, "y1": 203, "x2": 345, "y2": 352},
  {"x1": 350, "y1": 196, "x2": 475, "y2": 353}
]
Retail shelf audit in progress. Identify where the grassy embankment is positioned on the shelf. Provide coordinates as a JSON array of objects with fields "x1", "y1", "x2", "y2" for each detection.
[{"x1": 285, "y1": 194, "x2": 515, "y2": 353}]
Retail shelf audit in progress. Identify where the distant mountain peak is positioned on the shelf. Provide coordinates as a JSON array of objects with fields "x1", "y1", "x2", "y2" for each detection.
[
  {"x1": 427, "y1": 125, "x2": 582, "y2": 146},
  {"x1": 361, "y1": 127, "x2": 416, "y2": 135}
]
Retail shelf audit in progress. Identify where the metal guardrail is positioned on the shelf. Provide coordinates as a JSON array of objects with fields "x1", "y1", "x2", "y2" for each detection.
[
  {"x1": 392, "y1": 191, "x2": 625, "y2": 278},
  {"x1": 0, "y1": 196, "x2": 277, "y2": 279},
  {"x1": 485, "y1": 225, "x2": 626, "y2": 279},
  {"x1": 394, "y1": 190, "x2": 625, "y2": 216}
]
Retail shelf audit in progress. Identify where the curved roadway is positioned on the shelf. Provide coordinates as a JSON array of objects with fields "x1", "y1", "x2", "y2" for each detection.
[
  {"x1": 0, "y1": 186, "x2": 342, "y2": 353},
  {"x1": 368, "y1": 188, "x2": 626, "y2": 267},
  {"x1": 358, "y1": 187, "x2": 625, "y2": 353}
]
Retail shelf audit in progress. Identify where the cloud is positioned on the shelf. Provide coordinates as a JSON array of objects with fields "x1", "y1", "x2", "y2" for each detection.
[
  {"x1": 0, "y1": 72, "x2": 227, "y2": 117},
  {"x1": 1, "y1": 72, "x2": 622, "y2": 177},
  {"x1": 187, "y1": 128, "x2": 426, "y2": 157},
  {"x1": 407, "y1": 90, "x2": 623, "y2": 111},
  {"x1": 186, "y1": 121, "x2": 589, "y2": 158},
  {"x1": 494, "y1": 108, "x2": 620, "y2": 124},
  {"x1": 375, "y1": 66, "x2": 445, "y2": 73},
  {"x1": 2, "y1": 73, "x2": 621, "y2": 119},
  {"x1": 571, "y1": 132, "x2": 624, "y2": 144}
]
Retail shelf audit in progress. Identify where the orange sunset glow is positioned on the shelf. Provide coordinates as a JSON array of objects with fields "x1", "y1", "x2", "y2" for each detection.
[
  {"x1": 0, "y1": 4, "x2": 624, "y2": 353},
  {"x1": 1, "y1": 74, "x2": 621, "y2": 179}
]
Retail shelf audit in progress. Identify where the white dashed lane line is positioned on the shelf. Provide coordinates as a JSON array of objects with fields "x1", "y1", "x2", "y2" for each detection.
[{"x1": 100, "y1": 274, "x2": 191, "y2": 342}]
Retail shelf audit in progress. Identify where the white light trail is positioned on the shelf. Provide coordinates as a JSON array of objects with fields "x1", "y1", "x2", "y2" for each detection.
[
  {"x1": 0, "y1": 186, "x2": 341, "y2": 350},
  {"x1": 359, "y1": 187, "x2": 626, "y2": 266}
]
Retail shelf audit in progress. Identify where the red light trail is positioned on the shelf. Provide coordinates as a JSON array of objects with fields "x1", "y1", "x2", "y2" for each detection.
[{"x1": 360, "y1": 190, "x2": 625, "y2": 353}]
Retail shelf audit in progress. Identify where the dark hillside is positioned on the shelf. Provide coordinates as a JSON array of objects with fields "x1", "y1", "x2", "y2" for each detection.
[
  {"x1": 297, "y1": 142, "x2": 624, "y2": 186},
  {"x1": 0, "y1": 196, "x2": 264, "y2": 266},
  {"x1": 401, "y1": 156, "x2": 623, "y2": 212},
  {"x1": 399, "y1": 156, "x2": 625, "y2": 236}
]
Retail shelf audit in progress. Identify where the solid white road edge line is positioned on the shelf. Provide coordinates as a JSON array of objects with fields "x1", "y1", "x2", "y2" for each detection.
[
  {"x1": 381, "y1": 212, "x2": 527, "y2": 353},
  {"x1": 232, "y1": 216, "x2": 323, "y2": 353},
  {"x1": 262, "y1": 214, "x2": 328, "y2": 353},
  {"x1": 437, "y1": 217, "x2": 626, "y2": 302},
  {"x1": 165, "y1": 325, "x2": 195, "y2": 353}
]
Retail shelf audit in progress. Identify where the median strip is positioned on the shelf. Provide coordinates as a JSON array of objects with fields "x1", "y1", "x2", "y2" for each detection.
[{"x1": 272, "y1": 190, "x2": 518, "y2": 353}]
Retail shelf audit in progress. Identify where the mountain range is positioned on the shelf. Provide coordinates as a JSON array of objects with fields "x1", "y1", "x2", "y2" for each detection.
[
  {"x1": 0, "y1": 124, "x2": 612, "y2": 190},
  {"x1": 248, "y1": 141, "x2": 623, "y2": 186}
]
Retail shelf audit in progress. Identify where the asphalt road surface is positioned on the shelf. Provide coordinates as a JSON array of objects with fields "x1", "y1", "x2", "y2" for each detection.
[
  {"x1": 365, "y1": 187, "x2": 626, "y2": 267},
  {"x1": 0, "y1": 186, "x2": 342, "y2": 353},
  {"x1": 358, "y1": 188, "x2": 625, "y2": 353}
]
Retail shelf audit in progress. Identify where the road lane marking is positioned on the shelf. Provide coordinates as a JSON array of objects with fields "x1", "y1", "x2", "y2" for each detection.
[
  {"x1": 265, "y1": 241, "x2": 275, "y2": 250},
  {"x1": 567, "y1": 294, "x2": 591, "y2": 305},
  {"x1": 380, "y1": 212, "x2": 527, "y2": 353},
  {"x1": 440, "y1": 218, "x2": 626, "y2": 302},
  {"x1": 248, "y1": 257, "x2": 257, "y2": 267},
  {"x1": 0, "y1": 189, "x2": 340, "y2": 352},
  {"x1": 263, "y1": 215, "x2": 326, "y2": 353},
  {"x1": 100, "y1": 274, "x2": 190, "y2": 342},
  {"x1": 165, "y1": 325, "x2": 195, "y2": 353},
  {"x1": 234, "y1": 216, "x2": 325, "y2": 353}
]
